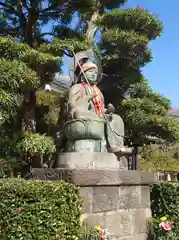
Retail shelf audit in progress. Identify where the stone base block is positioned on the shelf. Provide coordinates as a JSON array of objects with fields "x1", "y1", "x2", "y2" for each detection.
[
  {"x1": 56, "y1": 152, "x2": 120, "y2": 169},
  {"x1": 26, "y1": 168, "x2": 156, "y2": 239},
  {"x1": 78, "y1": 170, "x2": 156, "y2": 240}
]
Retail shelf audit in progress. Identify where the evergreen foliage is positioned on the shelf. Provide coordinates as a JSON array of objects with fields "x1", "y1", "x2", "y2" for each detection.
[
  {"x1": 140, "y1": 144, "x2": 179, "y2": 172},
  {"x1": 95, "y1": 6, "x2": 179, "y2": 145},
  {"x1": 0, "y1": 178, "x2": 82, "y2": 240},
  {"x1": 151, "y1": 183, "x2": 179, "y2": 239},
  {"x1": 0, "y1": 1, "x2": 87, "y2": 174}
]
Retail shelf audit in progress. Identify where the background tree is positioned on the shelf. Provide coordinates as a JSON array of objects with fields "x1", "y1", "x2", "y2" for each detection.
[
  {"x1": 139, "y1": 144, "x2": 179, "y2": 172},
  {"x1": 94, "y1": 7, "x2": 179, "y2": 146},
  {"x1": 75, "y1": 0, "x2": 126, "y2": 43},
  {"x1": 0, "y1": 0, "x2": 87, "y2": 175}
]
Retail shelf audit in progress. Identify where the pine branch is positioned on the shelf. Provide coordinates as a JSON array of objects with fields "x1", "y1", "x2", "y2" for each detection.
[
  {"x1": 0, "y1": 37, "x2": 60, "y2": 73},
  {"x1": 0, "y1": 1, "x2": 27, "y2": 39},
  {"x1": 39, "y1": 1, "x2": 72, "y2": 18},
  {"x1": 39, "y1": 1, "x2": 71, "y2": 14},
  {"x1": 0, "y1": 27, "x2": 21, "y2": 37},
  {"x1": 0, "y1": 2, "x2": 16, "y2": 13}
]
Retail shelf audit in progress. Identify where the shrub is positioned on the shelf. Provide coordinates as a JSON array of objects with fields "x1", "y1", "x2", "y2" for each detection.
[
  {"x1": 78, "y1": 222, "x2": 99, "y2": 240},
  {"x1": 0, "y1": 178, "x2": 82, "y2": 240},
  {"x1": 150, "y1": 183, "x2": 179, "y2": 239}
]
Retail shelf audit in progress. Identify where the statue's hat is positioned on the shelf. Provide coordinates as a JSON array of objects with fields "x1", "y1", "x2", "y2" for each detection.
[{"x1": 80, "y1": 62, "x2": 98, "y2": 73}]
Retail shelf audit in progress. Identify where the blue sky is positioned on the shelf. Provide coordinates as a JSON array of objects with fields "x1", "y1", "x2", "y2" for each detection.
[
  {"x1": 125, "y1": 0, "x2": 179, "y2": 107},
  {"x1": 52, "y1": 0, "x2": 178, "y2": 107}
]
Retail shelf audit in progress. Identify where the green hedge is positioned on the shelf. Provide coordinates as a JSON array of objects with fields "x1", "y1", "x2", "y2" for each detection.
[
  {"x1": 0, "y1": 179, "x2": 82, "y2": 240},
  {"x1": 151, "y1": 183, "x2": 179, "y2": 239}
]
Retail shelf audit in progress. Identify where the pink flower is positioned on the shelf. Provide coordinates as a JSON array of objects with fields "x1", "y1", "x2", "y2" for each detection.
[{"x1": 159, "y1": 221, "x2": 172, "y2": 231}]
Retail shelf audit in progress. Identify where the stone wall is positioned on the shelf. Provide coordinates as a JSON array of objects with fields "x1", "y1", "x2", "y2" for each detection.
[{"x1": 71, "y1": 170, "x2": 156, "y2": 240}]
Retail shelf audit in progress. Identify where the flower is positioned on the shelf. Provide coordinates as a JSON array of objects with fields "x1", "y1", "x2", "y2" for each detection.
[
  {"x1": 94, "y1": 226, "x2": 110, "y2": 240},
  {"x1": 160, "y1": 216, "x2": 167, "y2": 222},
  {"x1": 95, "y1": 226, "x2": 102, "y2": 231},
  {"x1": 100, "y1": 237, "x2": 105, "y2": 240},
  {"x1": 159, "y1": 221, "x2": 172, "y2": 231}
]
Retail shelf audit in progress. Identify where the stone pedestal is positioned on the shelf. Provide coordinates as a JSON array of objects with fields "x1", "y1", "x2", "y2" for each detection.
[
  {"x1": 57, "y1": 152, "x2": 130, "y2": 170},
  {"x1": 28, "y1": 168, "x2": 156, "y2": 239},
  {"x1": 70, "y1": 169, "x2": 156, "y2": 240},
  {"x1": 56, "y1": 152, "x2": 120, "y2": 169}
]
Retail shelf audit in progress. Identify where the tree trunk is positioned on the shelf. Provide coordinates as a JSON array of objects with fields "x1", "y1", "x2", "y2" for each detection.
[
  {"x1": 86, "y1": 10, "x2": 100, "y2": 44},
  {"x1": 21, "y1": 90, "x2": 39, "y2": 177},
  {"x1": 22, "y1": 90, "x2": 36, "y2": 132},
  {"x1": 19, "y1": 1, "x2": 41, "y2": 177}
]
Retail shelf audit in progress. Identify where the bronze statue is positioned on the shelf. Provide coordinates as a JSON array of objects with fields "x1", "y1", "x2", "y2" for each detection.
[
  {"x1": 59, "y1": 50, "x2": 126, "y2": 154},
  {"x1": 43, "y1": 49, "x2": 134, "y2": 170},
  {"x1": 46, "y1": 49, "x2": 131, "y2": 157}
]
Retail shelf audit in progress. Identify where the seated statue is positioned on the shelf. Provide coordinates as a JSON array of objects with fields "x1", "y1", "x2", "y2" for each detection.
[{"x1": 63, "y1": 61, "x2": 125, "y2": 154}]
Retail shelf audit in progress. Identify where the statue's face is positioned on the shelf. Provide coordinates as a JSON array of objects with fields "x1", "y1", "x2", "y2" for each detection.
[{"x1": 83, "y1": 68, "x2": 98, "y2": 84}]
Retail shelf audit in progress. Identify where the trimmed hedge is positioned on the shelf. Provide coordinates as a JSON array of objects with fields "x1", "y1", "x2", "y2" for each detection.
[
  {"x1": 151, "y1": 183, "x2": 179, "y2": 239},
  {"x1": 0, "y1": 178, "x2": 82, "y2": 240}
]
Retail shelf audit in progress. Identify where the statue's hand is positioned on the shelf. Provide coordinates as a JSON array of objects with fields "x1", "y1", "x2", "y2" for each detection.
[
  {"x1": 90, "y1": 91, "x2": 97, "y2": 98},
  {"x1": 105, "y1": 103, "x2": 115, "y2": 114},
  {"x1": 89, "y1": 90, "x2": 97, "y2": 100},
  {"x1": 68, "y1": 90, "x2": 97, "y2": 113}
]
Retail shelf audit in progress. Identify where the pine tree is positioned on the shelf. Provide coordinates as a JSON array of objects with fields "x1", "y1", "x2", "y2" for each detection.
[
  {"x1": 0, "y1": 0, "x2": 87, "y2": 176},
  {"x1": 76, "y1": 2, "x2": 179, "y2": 146},
  {"x1": 93, "y1": 6, "x2": 179, "y2": 146},
  {"x1": 75, "y1": 0, "x2": 126, "y2": 43}
]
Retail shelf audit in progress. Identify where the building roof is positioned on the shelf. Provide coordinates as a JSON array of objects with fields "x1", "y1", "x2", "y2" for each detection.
[{"x1": 168, "y1": 108, "x2": 179, "y2": 118}]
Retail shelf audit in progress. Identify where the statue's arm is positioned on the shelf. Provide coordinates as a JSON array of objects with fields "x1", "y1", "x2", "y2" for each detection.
[
  {"x1": 68, "y1": 85, "x2": 81, "y2": 104},
  {"x1": 68, "y1": 84, "x2": 97, "y2": 106}
]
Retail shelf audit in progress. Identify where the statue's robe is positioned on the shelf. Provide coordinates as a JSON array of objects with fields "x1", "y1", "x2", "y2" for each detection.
[{"x1": 68, "y1": 82, "x2": 124, "y2": 152}]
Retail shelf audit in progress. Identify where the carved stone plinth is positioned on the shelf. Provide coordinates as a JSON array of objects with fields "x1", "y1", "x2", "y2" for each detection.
[{"x1": 65, "y1": 139, "x2": 107, "y2": 152}]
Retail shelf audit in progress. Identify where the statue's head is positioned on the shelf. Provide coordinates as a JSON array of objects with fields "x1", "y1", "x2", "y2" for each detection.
[
  {"x1": 69, "y1": 49, "x2": 102, "y2": 85},
  {"x1": 80, "y1": 62, "x2": 98, "y2": 84}
]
